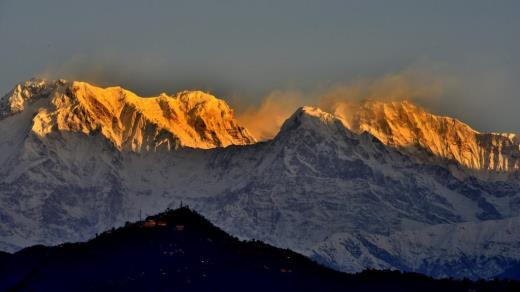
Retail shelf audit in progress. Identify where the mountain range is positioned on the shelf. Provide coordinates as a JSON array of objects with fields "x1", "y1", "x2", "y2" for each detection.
[{"x1": 0, "y1": 79, "x2": 519, "y2": 280}]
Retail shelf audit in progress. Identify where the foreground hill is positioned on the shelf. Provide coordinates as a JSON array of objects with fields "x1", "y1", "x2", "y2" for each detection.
[
  {"x1": 1, "y1": 79, "x2": 520, "y2": 280},
  {"x1": 0, "y1": 207, "x2": 517, "y2": 292}
]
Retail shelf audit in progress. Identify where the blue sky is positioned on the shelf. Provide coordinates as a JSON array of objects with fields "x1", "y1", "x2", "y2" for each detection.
[{"x1": 0, "y1": 0, "x2": 519, "y2": 132}]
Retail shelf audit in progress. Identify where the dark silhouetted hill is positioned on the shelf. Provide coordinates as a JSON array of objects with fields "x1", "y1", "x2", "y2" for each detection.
[{"x1": 0, "y1": 207, "x2": 518, "y2": 292}]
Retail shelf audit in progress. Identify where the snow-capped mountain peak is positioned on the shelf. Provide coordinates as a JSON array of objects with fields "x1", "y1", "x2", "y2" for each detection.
[
  {"x1": 2, "y1": 79, "x2": 256, "y2": 151},
  {"x1": 0, "y1": 79, "x2": 65, "y2": 117},
  {"x1": 279, "y1": 106, "x2": 346, "y2": 134},
  {"x1": 334, "y1": 99, "x2": 520, "y2": 172}
]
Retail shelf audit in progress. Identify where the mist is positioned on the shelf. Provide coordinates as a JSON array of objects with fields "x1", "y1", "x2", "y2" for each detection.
[{"x1": 236, "y1": 60, "x2": 518, "y2": 140}]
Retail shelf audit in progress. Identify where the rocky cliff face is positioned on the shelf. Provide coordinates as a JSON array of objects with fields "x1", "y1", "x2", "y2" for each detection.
[
  {"x1": 333, "y1": 100, "x2": 520, "y2": 172},
  {"x1": 0, "y1": 79, "x2": 256, "y2": 151}
]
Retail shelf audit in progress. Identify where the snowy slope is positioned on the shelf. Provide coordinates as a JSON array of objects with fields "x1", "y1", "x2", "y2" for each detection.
[
  {"x1": 311, "y1": 216, "x2": 520, "y2": 279},
  {"x1": 1, "y1": 80, "x2": 520, "y2": 280}
]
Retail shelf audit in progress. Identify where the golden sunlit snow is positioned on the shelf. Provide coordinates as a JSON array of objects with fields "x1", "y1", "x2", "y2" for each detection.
[
  {"x1": 30, "y1": 81, "x2": 256, "y2": 151},
  {"x1": 336, "y1": 100, "x2": 519, "y2": 172}
]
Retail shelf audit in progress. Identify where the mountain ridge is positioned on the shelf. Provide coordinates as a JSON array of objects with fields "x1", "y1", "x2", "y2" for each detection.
[
  {"x1": 1, "y1": 79, "x2": 256, "y2": 151},
  {"x1": 2, "y1": 79, "x2": 519, "y2": 173},
  {"x1": 333, "y1": 99, "x2": 520, "y2": 172}
]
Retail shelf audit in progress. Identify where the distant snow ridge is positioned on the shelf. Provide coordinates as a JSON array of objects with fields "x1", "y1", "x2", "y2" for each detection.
[
  {"x1": 1, "y1": 78, "x2": 256, "y2": 150},
  {"x1": 1, "y1": 79, "x2": 520, "y2": 280}
]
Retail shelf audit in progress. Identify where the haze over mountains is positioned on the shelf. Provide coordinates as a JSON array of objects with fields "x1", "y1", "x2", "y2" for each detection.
[{"x1": 0, "y1": 79, "x2": 519, "y2": 280}]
